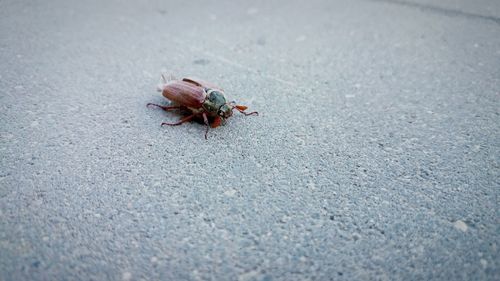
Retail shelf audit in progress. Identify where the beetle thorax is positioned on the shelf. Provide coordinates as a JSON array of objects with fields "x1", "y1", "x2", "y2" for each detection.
[{"x1": 202, "y1": 89, "x2": 232, "y2": 118}]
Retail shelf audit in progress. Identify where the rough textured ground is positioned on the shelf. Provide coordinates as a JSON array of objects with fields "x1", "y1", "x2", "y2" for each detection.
[{"x1": 0, "y1": 0, "x2": 499, "y2": 280}]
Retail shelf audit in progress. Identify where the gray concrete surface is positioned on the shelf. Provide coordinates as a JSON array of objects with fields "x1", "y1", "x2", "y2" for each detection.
[{"x1": 1, "y1": 0, "x2": 499, "y2": 280}]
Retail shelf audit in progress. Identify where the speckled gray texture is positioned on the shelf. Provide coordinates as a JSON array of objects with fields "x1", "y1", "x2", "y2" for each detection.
[{"x1": 0, "y1": 0, "x2": 499, "y2": 280}]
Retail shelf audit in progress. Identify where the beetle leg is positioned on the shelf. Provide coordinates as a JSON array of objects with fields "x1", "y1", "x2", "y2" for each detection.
[
  {"x1": 161, "y1": 114, "x2": 196, "y2": 126},
  {"x1": 234, "y1": 107, "x2": 258, "y2": 116},
  {"x1": 210, "y1": 116, "x2": 222, "y2": 128},
  {"x1": 202, "y1": 112, "x2": 210, "y2": 140},
  {"x1": 147, "y1": 103, "x2": 182, "y2": 111}
]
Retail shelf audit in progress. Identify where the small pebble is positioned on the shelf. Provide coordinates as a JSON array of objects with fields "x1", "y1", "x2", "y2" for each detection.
[
  {"x1": 480, "y1": 259, "x2": 487, "y2": 268},
  {"x1": 454, "y1": 220, "x2": 468, "y2": 232},
  {"x1": 122, "y1": 272, "x2": 132, "y2": 281},
  {"x1": 224, "y1": 189, "x2": 237, "y2": 197}
]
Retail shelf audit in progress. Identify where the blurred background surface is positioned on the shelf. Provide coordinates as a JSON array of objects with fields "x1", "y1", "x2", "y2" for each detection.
[{"x1": 0, "y1": 0, "x2": 499, "y2": 280}]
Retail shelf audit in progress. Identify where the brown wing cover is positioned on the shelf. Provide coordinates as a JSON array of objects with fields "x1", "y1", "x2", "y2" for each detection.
[
  {"x1": 182, "y1": 77, "x2": 223, "y2": 91},
  {"x1": 162, "y1": 81, "x2": 206, "y2": 108}
]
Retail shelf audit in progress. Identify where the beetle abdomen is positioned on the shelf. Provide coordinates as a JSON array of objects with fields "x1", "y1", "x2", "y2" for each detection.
[
  {"x1": 162, "y1": 81, "x2": 206, "y2": 108},
  {"x1": 182, "y1": 77, "x2": 223, "y2": 91}
]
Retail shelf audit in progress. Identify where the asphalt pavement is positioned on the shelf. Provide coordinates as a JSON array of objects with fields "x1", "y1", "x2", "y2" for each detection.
[{"x1": 0, "y1": 0, "x2": 499, "y2": 280}]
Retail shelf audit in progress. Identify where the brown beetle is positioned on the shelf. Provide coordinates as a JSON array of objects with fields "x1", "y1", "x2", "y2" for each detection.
[{"x1": 147, "y1": 75, "x2": 258, "y2": 139}]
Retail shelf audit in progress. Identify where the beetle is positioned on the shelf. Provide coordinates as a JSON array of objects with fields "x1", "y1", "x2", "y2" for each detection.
[{"x1": 147, "y1": 75, "x2": 258, "y2": 139}]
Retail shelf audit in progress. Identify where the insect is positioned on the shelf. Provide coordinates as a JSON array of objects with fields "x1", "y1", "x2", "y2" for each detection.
[{"x1": 147, "y1": 75, "x2": 258, "y2": 139}]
